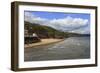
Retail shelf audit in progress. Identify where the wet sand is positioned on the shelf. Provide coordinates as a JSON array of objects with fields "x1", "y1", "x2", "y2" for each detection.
[{"x1": 25, "y1": 39, "x2": 64, "y2": 48}]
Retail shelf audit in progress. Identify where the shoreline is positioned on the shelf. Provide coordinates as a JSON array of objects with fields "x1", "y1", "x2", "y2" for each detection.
[{"x1": 24, "y1": 38, "x2": 64, "y2": 49}]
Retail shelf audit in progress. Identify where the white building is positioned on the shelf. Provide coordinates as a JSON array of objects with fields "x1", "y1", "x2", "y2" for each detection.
[{"x1": 32, "y1": 33, "x2": 38, "y2": 37}]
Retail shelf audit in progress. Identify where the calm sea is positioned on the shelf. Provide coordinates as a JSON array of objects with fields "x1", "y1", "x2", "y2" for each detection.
[{"x1": 24, "y1": 36, "x2": 90, "y2": 61}]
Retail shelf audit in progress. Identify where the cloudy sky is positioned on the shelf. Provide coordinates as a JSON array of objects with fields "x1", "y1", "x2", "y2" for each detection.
[{"x1": 24, "y1": 11, "x2": 90, "y2": 34}]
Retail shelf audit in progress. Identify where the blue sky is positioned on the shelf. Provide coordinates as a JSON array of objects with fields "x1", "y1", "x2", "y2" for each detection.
[
  {"x1": 26, "y1": 11, "x2": 90, "y2": 20},
  {"x1": 24, "y1": 11, "x2": 90, "y2": 34}
]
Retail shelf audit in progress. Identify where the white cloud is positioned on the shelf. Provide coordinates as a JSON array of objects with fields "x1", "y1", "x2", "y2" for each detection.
[
  {"x1": 24, "y1": 12, "x2": 48, "y2": 24},
  {"x1": 24, "y1": 12, "x2": 36, "y2": 22},
  {"x1": 24, "y1": 12, "x2": 89, "y2": 34},
  {"x1": 50, "y1": 16, "x2": 88, "y2": 29}
]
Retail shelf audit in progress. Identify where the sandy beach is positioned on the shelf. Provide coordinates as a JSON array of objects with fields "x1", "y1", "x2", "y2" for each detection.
[{"x1": 24, "y1": 39, "x2": 64, "y2": 48}]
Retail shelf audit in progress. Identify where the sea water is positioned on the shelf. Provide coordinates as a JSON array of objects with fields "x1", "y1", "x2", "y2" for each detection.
[{"x1": 24, "y1": 36, "x2": 90, "y2": 61}]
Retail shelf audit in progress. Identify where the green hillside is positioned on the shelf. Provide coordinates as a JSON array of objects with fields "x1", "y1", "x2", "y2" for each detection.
[
  {"x1": 24, "y1": 21, "x2": 69, "y2": 39},
  {"x1": 24, "y1": 21, "x2": 89, "y2": 39}
]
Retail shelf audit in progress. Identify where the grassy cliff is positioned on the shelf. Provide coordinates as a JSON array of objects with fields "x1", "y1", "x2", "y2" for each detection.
[
  {"x1": 25, "y1": 21, "x2": 69, "y2": 39},
  {"x1": 25, "y1": 21, "x2": 90, "y2": 39}
]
